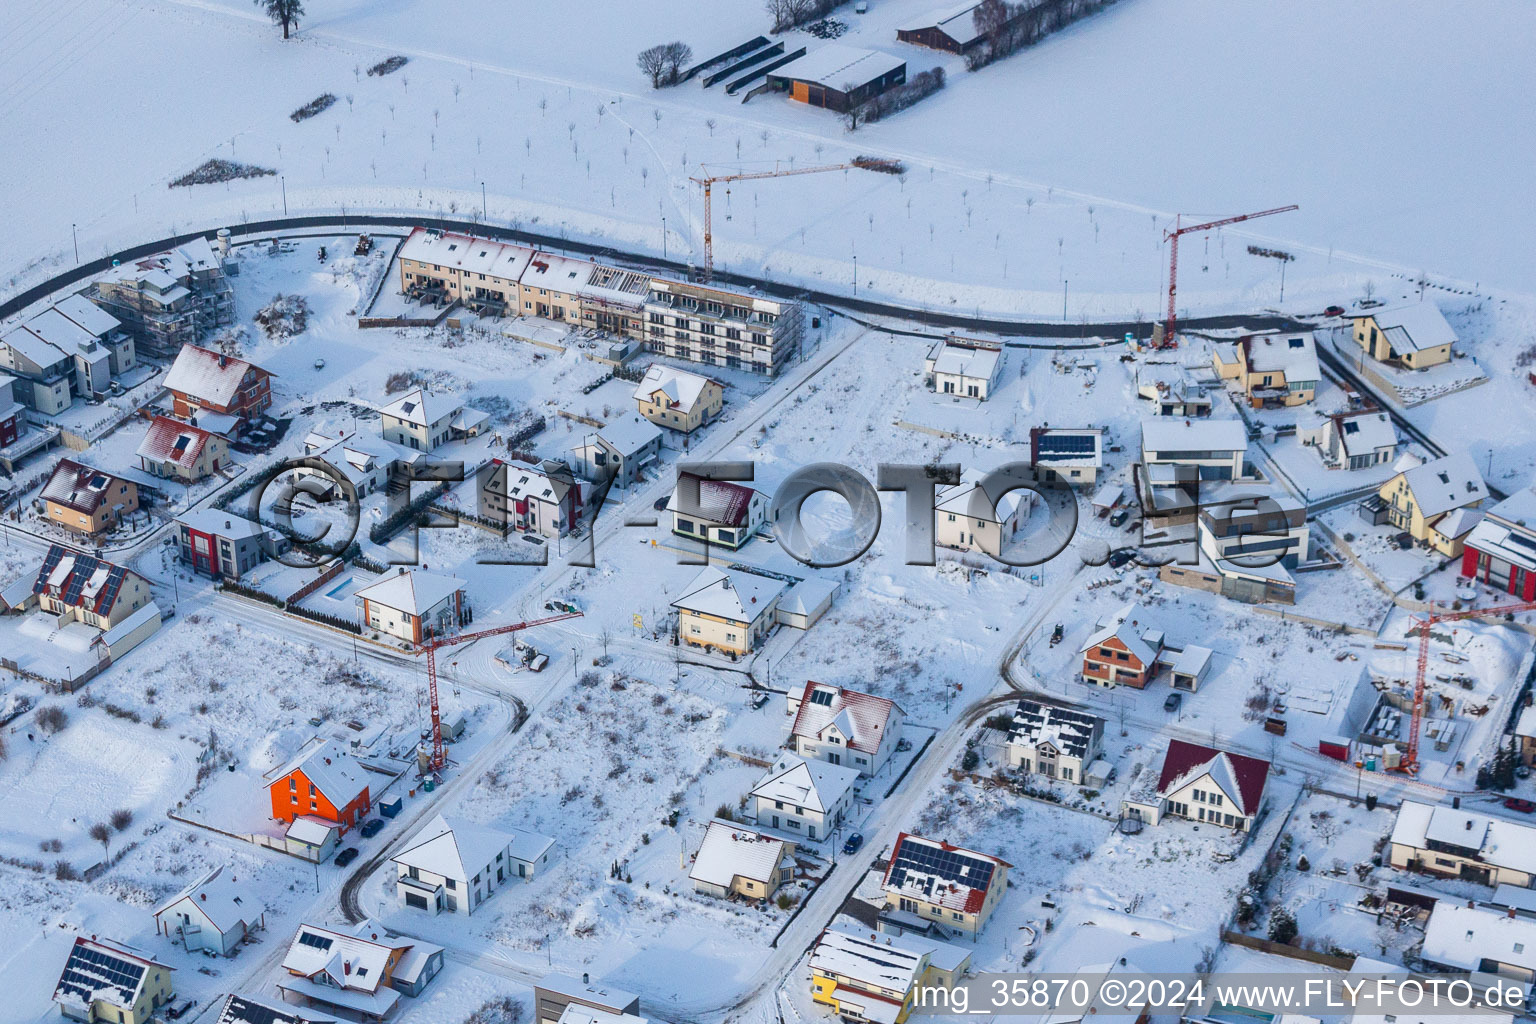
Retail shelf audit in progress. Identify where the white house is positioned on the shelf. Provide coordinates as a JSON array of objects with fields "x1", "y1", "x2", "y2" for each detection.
[
  {"x1": 483, "y1": 458, "x2": 582, "y2": 538},
  {"x1": 299, "y1": 429, "x2": 430, "y2": 499},
  {"x1": 214, "y1": 994, "x2": 337, "y2": 1024},
  {"x1": 924, "y1": 337, "x2": 1002, "y2": 399},
  {"x1": 393, "y1": 812, "x2": 555, "y2": 916},
  {"x1": 1028, "y1": 427, "x2": 1104, "y2": 487},
  {"x1": 668, "y1": 471, "x2": 769, "y2": 550},
  {"x1": 1299, "y1": 410, "x2": 1399, "y2": 471},
  {"x1": 751, "y1": 753, "x2": 860, "y2": 841},
  {"x1": 356, "y1": 568, "x2": 470, "y2": 645},
  {"x1": 1421, "y1": 901, "x2": 1536, "y2": 982},
  {"x1": 1120, "y1": 740, "x2": 1271, "y2": 832},
  {"x1": 1004, "y1": 700, "x2": 1105, "y2": 786},
  {"x1": 277, "y1": 921, "x2": 444, "y2": 1017},
  {"x1": 152, "y1": 865, "x2": 263, "y2": 956},
  {"x1": 378, "y1": 388, "x2": 488, "y2": 452},
  {"x1": 935, "y1": 469, "x2": 1030, "y2": 558},
  {"x1": 688, "y1": 818, "x2": 797, "y2": 902},
  {"x1": 1141, "y1": 418, "x2": 1250, "y2": 489},
  {"x1": 788, "y1": 680, "x2": 906, "y2": 777},
  {"x1": 570, "y1": 414, "x2": 663, "y2": 491}
]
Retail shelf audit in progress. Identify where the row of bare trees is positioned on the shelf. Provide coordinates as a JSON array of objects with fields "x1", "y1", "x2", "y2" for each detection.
[
  {"x1": 966, "y1": 0, "x2": 1118, "y2": 70},
  {"x1": 636, "y1": 42, "x2": 695, "y2": 88},
  {"x1": 765, "y1": 0, "x2": 844, "y2": 33},
  {"x1": 846, "y1": 67, "x2": 945, "y2": 130}
]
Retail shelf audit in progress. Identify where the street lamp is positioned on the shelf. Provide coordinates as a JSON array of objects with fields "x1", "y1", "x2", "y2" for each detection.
[
  {"x1": 71, "y1": 223, "x2": 78, "y2": 263},
  {"x1": 852, "y1": 254, "x2": 857, "y2": 296},
  {"x1": 481, "y1": 181, "x2": 487, "y2": 221},
  {"x1": 280, "y1": 175, "x2": 287, "y2": 216},
  {"x1": 661, "y1": 215, "x2": 667, "y2": 260}
]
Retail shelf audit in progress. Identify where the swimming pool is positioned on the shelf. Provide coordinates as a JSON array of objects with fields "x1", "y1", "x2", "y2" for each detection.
[{"x1": 324, "y1": 575, "x2": 355, "y2": 599}]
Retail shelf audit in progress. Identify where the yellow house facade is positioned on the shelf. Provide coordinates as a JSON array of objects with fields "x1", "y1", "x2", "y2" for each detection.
[
  {"x1": 671, "y1": 567, "x2": 786, "y2": 658},
  {"x1": 1351, "y1": 301, "x2": 1456, "y2": 370},
  {"x1": 53, "y1": 937, "x2": 174, "y2": 1024},
  {"x1": 633, "y1": 364, "x2": 724, "y2": 434},
  {"x1": 881, "y1": 833, "x2": 1011, "y2": 937},
  {"x1": 810, "y1": 928, "x2": 971, "y2": 1024},
  {"x1": 1376, "y1": 452, "x2": 1485, "y2": 555},
  {"x1": 1212, "y1": 334, "x2": 1320, "y2": 408}
]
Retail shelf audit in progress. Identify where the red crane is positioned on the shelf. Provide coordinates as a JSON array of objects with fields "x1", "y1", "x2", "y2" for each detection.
[
  {"x1": 414, "y1": 611, "x2": 583, "y2": 771},
  {"x1": 1160, "y1": 205, "x2": 1298, "y2": 348},
  {"x1": 1395, "y1": 599, "x2": 1536, "y2": 774}
]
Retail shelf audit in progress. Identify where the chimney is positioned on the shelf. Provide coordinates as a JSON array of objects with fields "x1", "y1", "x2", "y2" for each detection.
[
  {"x1": 398, "y1": 567, "x2": 406, "y2": 575},
  {"x1": 344, "y1": 960, "x2": 352, "y2": 975},
  {"x1": 200, "y1": 893, "x2": 206, "y2": 901},
  {"x1": 1453, "y1": 796, "x2": 1461, "y2": 809},
  {"x1": 1510, "y1": 908, "x2": 1518, "y2": 920},
  {"x1": 582, "y1": 973, "x2": 590, "y2": 986}
]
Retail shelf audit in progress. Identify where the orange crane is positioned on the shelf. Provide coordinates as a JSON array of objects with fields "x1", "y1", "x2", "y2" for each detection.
[
  {"x1": 1395, "y1": 599, "x2": 1536, "y2": 774},
  {"x1": 414, "y1": 611, "x2": 583, "y2": 771},
  {"x1": 1160, "y1": 205, "x2": 1297, "y2": 348},
  {"x1": 690, "y1": 157, "x2": 902, "y2": 281}
]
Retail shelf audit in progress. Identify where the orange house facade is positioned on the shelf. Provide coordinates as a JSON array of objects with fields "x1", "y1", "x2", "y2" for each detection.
[
  {"x1": 266, "y1": 741, "x2": 371, "y2": 834},
  {"x1": 1080, "y1": 620, "x2": 1163, "y2": 690}
]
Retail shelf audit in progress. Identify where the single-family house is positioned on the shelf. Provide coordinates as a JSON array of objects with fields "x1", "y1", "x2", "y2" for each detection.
[
  {"x1": 934, "y1": 469, "x2": 1029, "y2": 558},
  {"x1": 671, "y1": 565, "x2": 787, "y2": 657},
  {"x1": 881, "y1": 833, "x2": 1010, "y2": 938},
  {"x1": 277, "y1": 921, "x2": 443, "y2": 1020},
  {"x1": 1463, "y1": 486, "x2": 1536, "y2": 599},
  {"x1": 1197, "y1": 490, "x2": 1310, "y2": 569},
  {"x1": 1213, "y1": 332, "x2": 1321, "y2": 407},
  {"x1": 31, "y1": 544, "x2": 154, "y2": 630},
  {"x1": 41, "y1": 459, "x2": 140, "y2": 537},
  {"x1": 1028, "y1": 427, "x2": 1104, "y2": 487},
  {"x1": 1079, "y1": 612, "x2": 1163, "y2": 689},
  {"x1": 570, "y1": 415, "x2": 663, "y2": 491},
  {"x1": 1299, "y1": 410, "x2": 1399, "y2": 471},
  {"x1": 532, "y1": 974, "x2": 640, "y2": 1024},
  {"x1": 633, "y1": 365, "x2": 723, "y2": 433},
  {"x1": 788, "y1": 680, "x2": 906, "y2": 777},
  {"x1": 1140, "y1": 418, "x2": 1250, "y2": 492},
  {"x1": 1004, "y1": 700, "x2": 1104, "y2": 786},
  {"x1": 378, "y1": 388, "x2": 488, "y2": 452},
  {"x1": 1421, "y1": 901, "x2": 1536, "y2": 982},
  {"x1": 174, "y1": 508, "x2": 287, "y2": 581},
  {"x1": 136, "y1": 415, "x2": 228, "y2": 483},
  {"x1": 163, "y1": 345, "x2": 273, "y2": 427},
  {"x1": 299, "y1": 430, "x2": 428, "y2": 500},
  {"x1": 668, "y1": 471, "x2": 768, "y2": 550},
  {"x1": 53, "y1": 936, "x2": 174, "y2": 1024},
  {"x1": 152, "y1": 865, "x2": 263, "y2": 956},
  {"x1": 266, "y1": 739, "x2": 371, "y2": 834},
  {"x1": 1135, "y1": 365, "x2": 1212, "y2": 418},
  {"x1": 1120, "y1": 740, "x2": 1270, "y2": 832},
  {"x1": 1388, "y1": 800, "x2": 1536, "y2": 887},
  {"x1": 810, "y1": 924, "x2": 971, "y2": 1024},
  {"x1": 924, "y1": 336, "x2": 1002, "y2": 400},
  {"x1": 481, "y1": 458, "x2": 582, "y2": 538},
  {"x1": 688, "y1": 818, "x2": 797, "y2": 901},
  {"x1": 356, "y1": 568, "x2": 470, "y2": 644},
  {"x1": 1377, "y1": 452, "x2": 1486, "y2": 556},
  {"x1": 214, "y1": 994, "x2": 337, "y2": 1024},
  {"x1": 751, "y1": 753, "x2": 860, "y2": 841},
  {"x1": 393, "y1": 812, "x2": 554, "y2": 916},
  {"x1": 1352, "y1": 301, "x2": 1457, "y2": 370}
]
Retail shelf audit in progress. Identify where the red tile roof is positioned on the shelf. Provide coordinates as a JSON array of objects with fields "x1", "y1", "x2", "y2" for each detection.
[
  {"x1": 163, "y1": 345, "x2": 271, "y2": 408},
  {"x1": 790, "y1": 681, "x2": 900, "y2": 756},
  {"x1": 880, "y1": 832, "x2": 1010, "y2": 915},
  {"x1": 136, "y1": 415, "x2": 213, "y2": 471},
  {"x1": 41, "y1": 459, "x2": 127, "y2": 515},
  {"x1": 1156, "y1": 739, "x2": 1270, "y2": 816},
  {"x1": 673, "y1": 472, "x2": 757, "y2": 527}
]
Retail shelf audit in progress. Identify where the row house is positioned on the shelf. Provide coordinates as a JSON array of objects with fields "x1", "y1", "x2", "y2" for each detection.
[
  {"x1": 41, "y1": 458, "x2": 140, "y2": 538},
  {"x1": 174, "y1": 508, "x2": 287, "y2": 582},
  {"x1": 163, "y1": 344, "x2": 274, "y2": 428},
  {"x1": 788, "y1": 680, "x2": 906, "y2": 777},
  {"x1": 881, "y1": 833, "x2": 1010, "y2": 938},
  {"x1": 356, "y1": 568, "x2": 470, "y2": 644},
  {"x1": 1389, "y1": 799, "x2": 1536, "y2": 887},
  {"x1": 644, "y1": 278, "x2": 804, "y2": 376},
  {"x1": 136, "y1": 415, "x2": 228, "y2": 483},
  {"x1": 1120, "y1": 740, "x2": 1271, "y2": 832},
  {"x1": 89, "y1": 236, "x2": 234, "y2": 357},
  {"x1": 689, "y1": 819, "x2": 797, "y2": 902},
  {"x1": 1462, "y1": 485, "x2": 1536, "y2": 599},
  {"x1": 379, "y1": 387, "x2": 488, "y2": 452},
  {"x1": 1351, "y1": 300, "x2": 1457, "y2": 370},
  {"x1": 1212, "y1": 331, "x2": 1320, "y2": 407},
  {"x1": 668, "y1": 471, "x2": 768, "y2": 550},
  {"x1": 393, "y1": 812, "x2": 554, "y2": 916},
  {"x1": 1004, "y1": 699, "x2": 1105, "y2": 786},
  {"x1": 633, "y1": 364, "x2": 724, "y2": 433},
  {"x1": 0, "y1": 294, "x2": 135, "y2": 414}
]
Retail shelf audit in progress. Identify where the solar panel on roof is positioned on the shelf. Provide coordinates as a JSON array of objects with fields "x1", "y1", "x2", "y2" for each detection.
[
  {"x1": 890, "y1": 837, "x2": 996, "y2": 896},
  {"x1": 1038, "y1": 434, "x2": 1096, "y2": 454},
  {"x1": 58, "y1": 943, "x2": 146, "y2": 1003}
]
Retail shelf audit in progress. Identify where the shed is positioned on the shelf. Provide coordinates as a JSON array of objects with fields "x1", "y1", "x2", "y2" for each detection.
[
  {"x1": 776, "y1": 576, "x2": 840, "y2": 629},
  {"x1": 102, "y1": 601, "x2": 162, "y2": 661},
  {"x1": 283, "y1": 816, "x2": 340, "y2": 862},
  {"x1": 1090, "y1": 481, "x2": 1123, "y2": 513},
  {"x1": 896, "y1": 2, "x2": 988, "y2": 53},
  {"x1": 1169, "y1": 644, "x2": 1212, "y2": 692},
  {"x1": 378, "y1": 795, "x2": 403, "y2": 818},
  {"x1": 765, "y1": 45, "x2": 907, "y2": 112}
]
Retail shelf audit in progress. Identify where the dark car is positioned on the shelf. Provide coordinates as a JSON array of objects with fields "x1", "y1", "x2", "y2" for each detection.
[
  {"x1": 654, "y1": 496, "x2": 671, "y2": 511},
  {"x1": 1504, "y1": 798, "x2": 1536, "y2": 814},
  {"x1": 1108, "y1": 549, "x2": 1135, "y2": 569},
  {"x1": 522, "y1": 534, "x2": 545, "y2": 545},
  {"x1": 334, "y1": 847, "x2": 360, "y2": 867},
  {"x1": 1164, "y1": 692, "x2": 1183, "y2": 713},
  {"x1": 1109, "y1": 509, "x2": 1130, "y2": 527},
  {"x1": 842, "y1": 833, "x2": 865, "y2": 855},
  {"x1": 165, "y1": 1000, "x2": 196, "y2": 1020},
  {"x1": 1324, "y1": 305, "x2": 1346, "y2": 318},
  {"x1": 360, "y1": 819, "x2": 385, "y2": 839}
]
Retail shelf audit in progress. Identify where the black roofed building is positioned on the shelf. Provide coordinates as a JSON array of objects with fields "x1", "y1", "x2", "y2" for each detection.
[
  {"x1": 52, "y1": 935, "x2": 175, "y2": 1024},
  {"x1": 765, "y1": 45, "x2": 907, "y2": 113},
  {"x1": 879, "y1": 832, "x2": 1010, "y2": 939},
  {"x1": 1004, "y1": 699, "x2": 1106, "y2": 787}
]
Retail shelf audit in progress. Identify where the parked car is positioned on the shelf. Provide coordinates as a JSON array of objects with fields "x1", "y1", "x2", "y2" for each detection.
[
  {"x1": 523, "y1": 534, "x2": 545, "y2": 545},
  {"x1": 1324, "y1": 305, "x2": 1346, "y2": 318},
  {"x1": 165, "y1": 1000, "x2": 196, "y2": 1020},
  {"x1": 334, "y1": 847, "x2": 360, "y2": 867},
  {"x1": 1108, "y1": 549, "x2": 1135, "y2": 569},
  {"x1": 653, "y1": 496, "x2": 671, "y2": 511},
  {"x1": 1109, "y1": 509, "x2": 1130, "y2": 527},
  {"x1": 1503, "y1": 798, "x2": 1536, "y2": 814},
  {"x1": 1164, "y1": 693, "x2": 1183, "y2": 713},
  {"x1": 1518, "y1": 765, "x2": 1533, "y2": 780},
  {"x1": 842, "y1": 833, "x2": 865, "y2": 855},
  {"x1": 360, "y1": 819, "x2": 385, "y2": 839}
]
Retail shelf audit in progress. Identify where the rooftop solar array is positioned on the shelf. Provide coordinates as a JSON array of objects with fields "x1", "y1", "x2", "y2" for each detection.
[
  {"x1": 887, "y1": 837, "x2": 995, "y2": 898},
  {"x1": 1036, "y1": 432, "x2": 1098, "y2": 459},
  {"x1": 56, "y1": 941, "x2": 146, "y2": 1006}
]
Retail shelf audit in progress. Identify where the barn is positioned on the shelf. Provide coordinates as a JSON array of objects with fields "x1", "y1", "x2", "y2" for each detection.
[
  {"x1": 765, "y1": 45, "x2": 907, "y2": 113},
  {"x1": 897, "y1": 2, "x2": 989, "y2": 54}
]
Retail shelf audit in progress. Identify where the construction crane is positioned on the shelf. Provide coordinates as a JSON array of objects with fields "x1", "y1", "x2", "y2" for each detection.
[
  {"x1": 1394, "y1": 599, "x2": 1536, "y2": 774},
  {"x1": 690, "y1": 156, "x2": 903, "y2": 281},
  {"x1": 1159, "y1": 205, "x2": 1298, "y2": 348},
  {"x1": 414, "y1": 611, "x2": 583, "y2": 772}
]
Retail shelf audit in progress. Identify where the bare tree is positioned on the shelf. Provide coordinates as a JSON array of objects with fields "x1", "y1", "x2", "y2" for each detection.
[
  {"x1": 110, "y1": 809, "x2": 133, "y2": 832},
  {"x1": 89, "y1": 822, "x2": 111, "y2": 859},
  {"x1": 637, "y1": 45, "x2": 670, "y2": 88},
  {"x1": 661, "y1": 42, "x2": 693, "y2": 84},
  {"x1": 253, "y1": 0, "x2": 304, "y2": 38}
]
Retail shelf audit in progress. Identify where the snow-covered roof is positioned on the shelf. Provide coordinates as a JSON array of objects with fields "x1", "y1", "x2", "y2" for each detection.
[
  {"x1": 1363, "y1": 301, "x2": 1457, "y2": 352},
  {"x1": 41, "y1": 459, "x2": 127, "y2": 514},
  {"x1": 751, "y1": 754, "x2": 859, "y2": 813},
  {"x1": 790, "y1": 681, "x2": 902, "y2": 755},
  {"x1": 378, "y1": 388, "x2": 460, "y2": 427},
  {"x1": 393, "y1": 812, "x2": 515, "y2": 882},
  {"x1": 1156, "y1": 739, "x2": 1270, "y2": 816},
  {"x1": 1423, "y1": 901, "x2": 1536, "y2": 973},
  {"x1": 523, "y1": 252, "x2": 650, "y2": 306},
  {"x1": 52, "y1": 293, "x2": 122, "y2": 339},
  {"x1": 1397, "y1": 451, "x2": 1484, "y2": 519},
  {"x1": 1432, "y1": 506, "x2": 1484, "y2": 542},
  {"x1": 771, "y1": 44, "x2": 905, "y2": 88},
  {"x1": 670, "y1": 471, "x2": 760, "y2": 526},
  {"x1": 136, "y1": 415, "x2": 215, "y2": 470},
  {"x1": 1517, "y1": 705, "x2": 1536, "y2": 742},
  {"x1": 1242, "y1": 332, "x2": 1320, "y2": 382},
  {"x1": 780, "y1": 576, "x2": 839, "y2": 617},
  {"x1": 163, "y1": 345, "x2": 270, "y2": 406},
  {"x1": 556, "y1": 1007, "x2": 647, "y2": 1024},
  {"x1": 1007, "y1": 699, "x2": 1101, "y2": 759},
  {"x1": 500, "y1": 458, "x2": 576, "y2": 506},
  {"x1": 670, "y1": 566, "x2": 786, "y2": 623},
  {"x1": 33, "y1": 544, "x2": 141, "y2": 618},
  {"x1": 882, "y1": 833, "x2": 1008, "y2": 915},
  {"x1": 281, "y1": 923, "x2": 401, "y2": 996},
  {"x1": 507, "y1": 826, "x2": 556, "y2": 866},
  {"x1": 1331, "y1": 410, "x2": 1397, "y2": 459},
  {"x1": 900, "y1": 1, "x2": 986, "y2": 46},
  {"x1": 0, "y1": 323, "x2": 71, "y2": 367},
  {"x1": 285, "y1": 816, "x2": 339, "y2": 846},
  {"x1": 53, "y1": 936, "x2": 172, "y2": 1012},
  {"x1": 1141, "y1": 418, "x2": 1248, "y2": 456},
  {"x1": 1391, "y1": 800, "x2": 1536, "y2": 875},
  {"x1": 216, "y1": 993, "x2": 337, "y2": 1024},
  {"x1": 153, "y1": 865, "x2": 258, "y2": 934},
  {"x1": 101, "y1": 600, "x2": 161, "y2": 647},
  {"x1": 535, "y1": 973, "x2": 639, "y2": 1013},
  {"x1": 926, "y1": 338, "x2": 1001, "y2": 382},
  {"x1": 176, "y1": 508, "x2": 269, "y2": 541},
  {"x1": 1030, "y1": 427, "x2": 1103, "y2": 468},
  {"x1": 689, "y1": 818, "x2": 791, "y2": 889},
  {"x1": 265, "y1": 739, "x2": 369, "y2": 812},
  {"x1": 1171, "y1": 644, "x2": 1213, "y2": 678},
  {"x1": 1466, "y1": 489, "x2": 1536, "y2": 572},
  {"x1": 355, "y1": 568, "x2": 466, "y2": 616},
  {"x1": 399, "y1": 227, "x2": 536, "y2": 280},
  {"x1": 809, "y1": 928, "x2": 928, "y2": 1006},
  {"x1": 579, "y1": 414, "x2": 661, "y2": 459},
  {"x1": 192, "y1": 410, "x2": 242, "y2": 437},
  {"x1": 633, "y1": 364, "x2": 717, "y2": 412},
  {"x1": 23, "y1": 307, "x2": 98, "y2": 355},
  {"x1": 1080, "y1": 620, "x2": 1158, "y2": 668},
  {"x1": 935, "y1": 468, "x2": 1026, "y2": 523}
]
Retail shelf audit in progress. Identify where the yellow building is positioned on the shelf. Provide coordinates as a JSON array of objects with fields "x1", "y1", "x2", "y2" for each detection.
[
  {"x1": 41, "y1": 459, "x2": 139, "y2": 538},
  {"x1": 1351, "y1": 301, "x2": 1457, "y2": 370},
  {"x1": 1212, "y1": 333, "x2": 1320, "y2": 407},
  {"x1": 671, "y1": 566, "x2": 786, "y2": 658},
  {"x1": 1375, "y1": 452, "x2": 1485, "y2": 556},
  {"x1": 810, "y1": 927, "x2": 971, "y2": 1024},
  {"x1": 53, "y1": 936, "x2": 174, "y2": 1024},
  {"x1": 632, "y1": 364, "x2": 724, "y2": 434}
]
